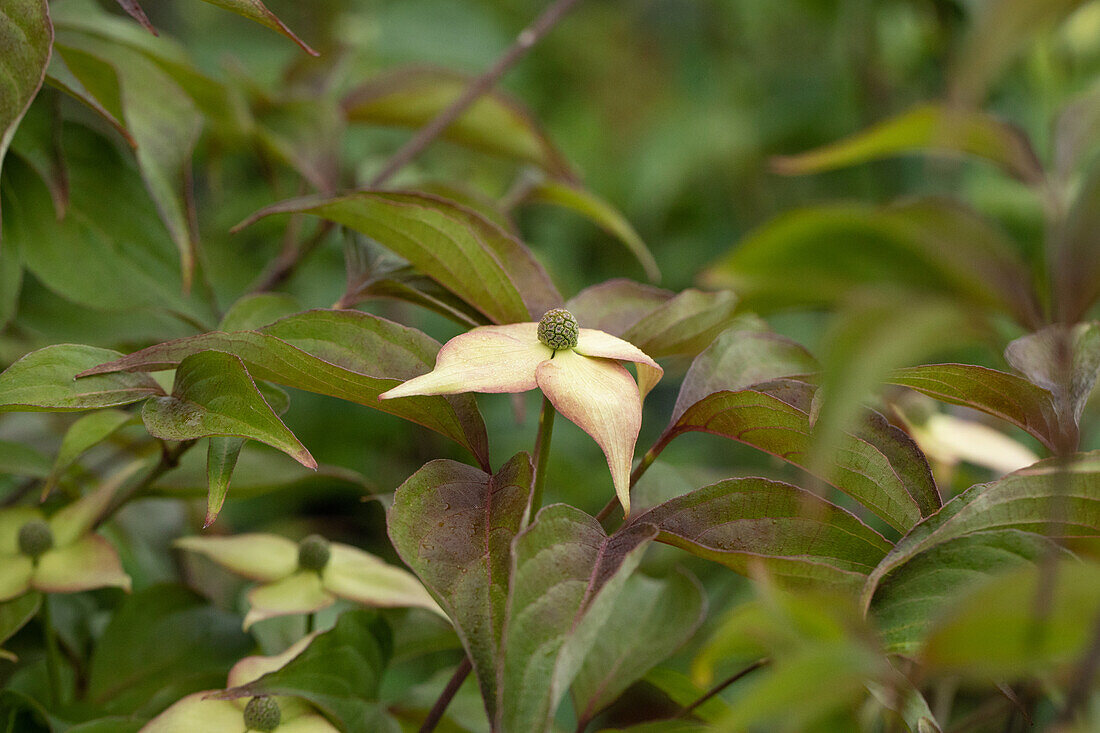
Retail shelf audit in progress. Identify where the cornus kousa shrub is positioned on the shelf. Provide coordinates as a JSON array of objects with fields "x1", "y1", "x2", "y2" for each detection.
[{"x1": 1, "y1": 1, "x2": 1099, "y2": 732}]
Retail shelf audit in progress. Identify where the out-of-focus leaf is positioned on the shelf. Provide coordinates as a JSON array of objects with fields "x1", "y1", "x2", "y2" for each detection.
[
  {"x1": 702, "y1": 201, "x2": 1041, "y2": 327},
  {"x1": 228, "y1": 610, "x2": 396, "y2": 733},
  {"x1": 9, "y1": 93, "x2": 68, "y2": 218},
  {"x1": 239, "y1": 191, "x2": 562, "y2": 324},
  {"x1": 621, "y1": 289, "x2": 740, "y2": 359},
  {"x1": 498, "y1": 505, "x2": 657, "y2": 732},
  {"x1": 1055, "y1": 158, "x2": 1100, "y2": 322},
  {"x1": 921, "y1": 559, "x2": 1100, "y2": 679},
  {"x1": 54, "y1": 35, "x2": 201, "y2": 291},
  {"x1": 340, "y1": 262, "x2": 491, "y2": 329},
  {"x1": 196, "y1": 0, "x2": 316, "y2": 56},
  {"x1": 0, "y1": 214, "x2": 19, "y2": 328},
  {"x1": 522, "y1": 179, "x2": 660, "y2": 282},
  {"x1": 1053, "y1": 84, "x2": 1100, "y2": 180},
  {"x1": 388, "y1": 454, "x2": 532, "y2": 721},
  {"x1": 861, "y1": 452, "x2": 1100, "y2": 610},
  {"x1": 887, "y1": 363, "x2": 1068, "y2": 453},
  {"x1": 4, "y1": 129, "x2": 211, "y2": 320},
  {"x1": 86, "y1": 584, "x2": 252, "y2": 716},
  {"x1": 112, "y1": 0, "x2": 155, "y2": 34},
  {"x1": 218, "y1": 293, "x2": 300, "y2": 332},
  {"x1": 772, "y1": 104, "x2": 1044, "y2": 184},
  {"x1": 44, "y1": 50, "x2": 132, "y2": 143},
  {"x1": 344, "y1": 67, "x2": 574, "y2": 179},
  {"x1": 871, "y1": 529, "x2": 1072, "y2": 654},
  {"x1": 572, "y1": 569, "x2": 706, "y2": 727},
  {"x1": 629, "y1": 477, "x2": 892, "y2": 588},
  {"x1": 67, "y1": 720, "x2": 143, "y2": 733},
  {"x1": 141, "y1": 351, "x2": 315, "y2": 468},
  {"x1": 415, "y1": 181, "x2": 517, "y2": 234},
  {"x1": 659, "y1": 380, "x2": 937, "y2": 532},
  {"x1": 0, "y1": 344, "x2": 162, "y2": 412},
  {"x1": 254, "y1": 96, "x2": 343, "y2": 191},
  {"x1": 642, "y1": 668, "x2": 734, "y2": 723},
  {"x1": 1006, "y1": 322, "x2": 1100, "y2": 435},
  {"x1": 951, "y1": 0, "x2": 1088, "y2": 105},
  {"x1": 78, "y1": 309, "x2": 491, "y2": 468},
  {"x1": 0, "y1": 440, "x2": 50, "y2": 478},
  {"x1": 43, "y1": 409, "x2": 134, "y2": 496},
  {"x1": 0, "y1": 0, "x2": 52, "y2": 191},
  {"x1": 598, "y1": 722, "x2": 709, "y2": 732},
  {"x1": 204, "y1": 436, "x2": 244, "y2": 528},
  {"x1": 566, "y1": 279, "x2": 676, "y2": 336},
  {"x1": 0, "y1": 592, "x2": 39, "y2": 660}
]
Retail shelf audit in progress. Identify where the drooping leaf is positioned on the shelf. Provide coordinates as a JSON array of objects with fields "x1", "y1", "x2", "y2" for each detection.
[
  {"x1": 1005, "y1": 322, "x2": 1100, "y2": 433},
  {"x1": 887, "y1": 363, "x2": 1068, "y2": 454},
  {"x1": 521, "y1": 179, "x2": 660, "y2": 282},
  {"x1": 78, "y1": 309, "x2": 490, "y2": 468},
  {"x1": 228, "y1": 610, "x2": 396, "y2": 733},
  {"x1": 498, "y1": 505, "x2": 656, "y2": 732},
  {"x1": 204, "y1": 436, "x2": 244, "y2": 528},
  {"x1": 565, "y1": 279, "x2": 677, "y2": 337},
  {"x1": 141, "y1": 351, "x2": 315, "y2": 468},
  {"x1": 387, "y1": 454, "x2": 533, "y2": 721},
  {"x1": 86, "y1": 584, "x2": 252, "y2": 716},
  {"x1": 871, "y1": 529, "x2": 1072, "y2": 654},
  {"x1": 0, "y1": 439, "x2": 50, "y2": 478},
  {"x1": 0, "y1": 0, "x2": 52, "y2": 189},
  {"x1": 239, "y1": 191, "x2": 562, "y2": 324},
  {"x1": 112, "y1": 0, "x2": 155, "y2": 34},
  {"x1": 621, "y1": 289, "x2": 740, "y2": 360},
  {"x1": 43, "y1": 408, "x2": 135, "y2": 496},
  {"x1": 772, "y1": 104, "x2": 1044, "y2": 184},
  {"x1": 343, "y1": 67, "x2": 574, "y2": 179},
  {"x1": 0, "y1": 344, "x2": 162, "y2": 412},
  {"x1": 921, "y1": 559, "x2": 1100, "y2": 679},
  {"x1": 571, "y1": 569, "x2": 706, "y2": 727},
  {"x1": 196, "y1": 0, "x2": 317, "y2": 56},
  {"x1": 631, "y1": 476, "x2": 892, "y2": 587},
  {"x1": 702, "y1": 200, "x2": 1041, "y2": 327},
  {"x1": 861, "y1": 452, "x2": 1100, "y2": 610},
  {"x1": 658, "y1": 380, "x2": 937, "y2": 532}
]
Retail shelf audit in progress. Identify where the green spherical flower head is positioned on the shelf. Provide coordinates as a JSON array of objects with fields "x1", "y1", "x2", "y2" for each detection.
[
  {"x1": 243, "y1": 696, "x2": 281, "y2": 732},
  {"x1": 537, "y1": 308, "x2": 579, "y2": 351},
  {"x1": 298, "y1": 534, "x2": 331, "y2": 572},
  {"x1": 17, "y1": 519, "x2": 54, "y2": 559}
]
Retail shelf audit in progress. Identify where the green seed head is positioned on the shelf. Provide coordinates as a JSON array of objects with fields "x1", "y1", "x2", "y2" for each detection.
[
  {"x1": 17, "y1": 520, "x2": 54, "y2": 559},
  {"x1": 243, "y1": 696, "x2": 281, "y2": 732},
  {"x1": 537, "y1": 309, "x2": 579, "y2": 351},
  {"x1": 298, "y1": 534, "x2": 331, "y2": 572}
]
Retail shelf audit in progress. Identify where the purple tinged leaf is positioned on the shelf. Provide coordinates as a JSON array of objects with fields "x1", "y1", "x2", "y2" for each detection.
[
  {"x1": 566, "y1": 279, "x2": 676, "y2": 337},
  {"x1": 77, "y1": 309, "x2": 490, "y2": 469},
  {"x1": 1005, "y1": 322, "x2": 1100, "y2": 433},
  {"x1": 142, "y1": 351, "x2": 316, "y2": 468},
  {"x1": 629, "y1": 477, "x2": 892, "y2": 588},
  {"x1": 387, "y1": 454, "x2": 533, "y2": 722},
  {"x1": 196, "y1": 0, "x2": 317, "y2": 55},
  {"x1": 238, "y1": 191, "x2": 563, "y2": 325},
  {"x1": 498, "y1": 505, "x2": 657, "y2": 732},
  {"x1": 111, "y1": 0, "x2": 156, "y2": 34},
  {"x1": 622, "y1": 289, "x2": 741, "y2": 359},
  {"x1": 0, "y1": 344, "x2": 162, "y2": 412}
]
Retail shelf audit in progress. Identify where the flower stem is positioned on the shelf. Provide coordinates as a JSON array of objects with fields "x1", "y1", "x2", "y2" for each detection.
[
  {"x1": 528, "y1": 395, "x2": 556, "y2": 524},
  {"x1": 41, "y1": 595, "x2": 63, "y2": 707}
]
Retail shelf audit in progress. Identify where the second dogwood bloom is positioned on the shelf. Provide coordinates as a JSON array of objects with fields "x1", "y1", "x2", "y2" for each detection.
[{"x1": 379, "y1": 309, "x2": 662, "y2": 516}]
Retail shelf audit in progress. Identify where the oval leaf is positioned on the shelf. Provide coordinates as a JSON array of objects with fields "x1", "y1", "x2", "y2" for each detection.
[
  {"x1": 0, "y1": 344, "x2": 162, "y2": 412},
  {"x1": 43, "y1": 408, "x2": 135, "y2": 496},
  {"x1": 0, "y1": 0, "x2": 52, "y2": 181},
  {"x1": 196, "y1": 0, "x2": 316, "y2": 55}
]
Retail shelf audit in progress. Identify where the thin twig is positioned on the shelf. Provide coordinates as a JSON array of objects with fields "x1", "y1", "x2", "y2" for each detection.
[
  {"x1": 367, "y1": 0, "x2": 585, "y2": 188},
  {"x1": 249, "y1": 220, "x2": 335, "y2": 294},
  {"x1": 675, "y1": 658, "x2": 769, "y2": 719},
  {"x1": 419, "y1": 656, "x2": 473, "y2": 733}
]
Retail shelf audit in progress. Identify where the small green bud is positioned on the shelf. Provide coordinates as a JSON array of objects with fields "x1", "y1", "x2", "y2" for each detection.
[
  {"x1": 298, "y1": 534, "x2": 331, "y2": 572},
  {"x1": 18, "y1": 520, "x2": 54, "y2": 559},
  {"x1": 243, "y1": 696, "x2": 281, "y2": 732},
  {"x1": 537, "y1": 308, "x2": 579, "y2": 351}
]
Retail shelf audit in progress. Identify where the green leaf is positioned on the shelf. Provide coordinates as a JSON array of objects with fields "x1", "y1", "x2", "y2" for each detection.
[
  {"x1": 658, "y1": 380, "x2": 937, "y2": 532},
  {"x1": 1055, "y1": 157, "x2": 1100, "y2": 321},
  {"x1": 566, "y1": 279, "x2": 678, "y2": 337},
  {"x1": 0, "y1": 344, "x2": 162, "y2": 412},
  {"x1": 887, "y1": 363, "x2": 1068, "y2": 454},
  {"x1": 340, "y1": 260, "x2": 491, "y2": 328},
  {"x1": 87, "y1": 583, "x2": 252, "y2": 716},
  {"x1": 0, "y1": 440, "x2": 51, "y2": 478},
  {"x1": 772, "y1": 104, "x2": 1044, "y2": 184},
  {"x1": 141, "y1": 351, "x2": 315, "y2": 468},
  {"x1": 196, "y1": 0, "x2": 316, "y2": 56},
  {"x1": 239, "y1": 191, "x2": 562, "y2": 325},
  {"x1": 0, "y1": 0, "x2": 52, "y2": 187},
  {"x1": 343, "y1": 67, "x2": 574, "y2": 178},
  {"x1": 9, "y1": 93, "x2": 70, "y2": 219},
  {"x1": 204, "y1": 436, "x2": 244, "y2": 528},
  {"x1": 571, "y1": 569, "x2": 706, "y2": 727},
  {"x1": 0, "y1": 213, "x2": 20, "y2": 328},
  {"x1": 0, "y1": 592, "x2": 40, "y2": 660},
  {"x1": 642, "y1": 668, "x2": 733, "y2": 723},
  {"x1": 621, "y1": 289, "x2": 740, "y2": 360},
  {"x1": 871, "y1": 529, "x2": 1072, "y2": 654},
  {"x1": 522, "y1": 179, "x2": 660, "y2": 282},
  {"x1": 387, "y1": 454, "x2": 532, "y2": 721},
  {"x1": 78, "y1": 309, "x2": 490, "y2": 469},
  {"x1": 631, "y1": 476, "x2": 892, "y2": 587},
  {"x1": 498, "y1": 505, "x2": 656, "y2": 732},
  {"x1": 44, "y1": 49, "x2": 132, "y2": 143},
  {"x1": 861, "y1": 451, "x2": 1100, "y2": 611},
  {"x1": 1005, "y1": 322, "x2": 1100, "y2": 434},
  {"x1": 921, "y1": 559, "x2": 1100, "y2": 679},
  {"x1": 702, "y1": 200, "x2": 1041, "y2": 326},
  {"x1": 66, "y1": 720, "x2": 143, "y2": 733},
  {"x1": 43, "y1": 409, "x2": 135, "y2": 495},
  {"x1": 229, "y1": 609, "x2": 396, "y2": 733},
  {"x1": 217, "y1": 293, "x2": 301, "y2": 332}
]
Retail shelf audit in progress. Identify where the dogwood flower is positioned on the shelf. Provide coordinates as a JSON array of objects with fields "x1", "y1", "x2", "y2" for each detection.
[
  {"x1": 175, "y1": 533, "x2": 446, "y2": 629},
  {"x1": 379, "y1": 309, "x2": 663, "y2": 516},
  {"x1": 0, "y1": 481, "x2": 131, "y2": 602},
  {"x1": 141, "y1": 632, "x2": 336, "y2": 732}
]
